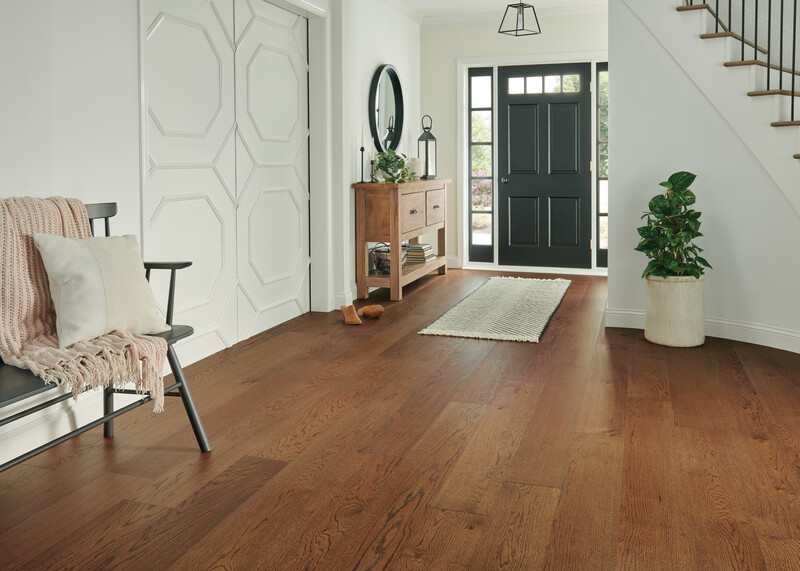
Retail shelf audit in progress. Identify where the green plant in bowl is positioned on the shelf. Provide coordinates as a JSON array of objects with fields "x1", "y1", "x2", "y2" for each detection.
[{"x1": 375, "y1": 149, "x2": 413, "y2": 183}]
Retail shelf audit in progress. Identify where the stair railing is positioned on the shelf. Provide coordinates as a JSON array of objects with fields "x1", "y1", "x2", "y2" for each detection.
[{"x1": 685, "y1": 0, "x2": 798, "y2": 121}]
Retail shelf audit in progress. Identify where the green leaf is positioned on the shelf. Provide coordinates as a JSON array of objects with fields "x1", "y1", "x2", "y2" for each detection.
[
  {"x1": 668, "y1": 171, "x2": 696, "y2": 192},
  {"x1": 659, "y1": 181, "x2": 673, "y2": 190},
  {"x1": 675, "y1": 189, "x2": 696, "y2": 206},
  {"x1": 696, "y1": 256, "x2": 711, "y2": 268}
]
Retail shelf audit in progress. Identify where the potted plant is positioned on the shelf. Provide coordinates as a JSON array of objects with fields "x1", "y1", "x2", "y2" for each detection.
[
  {"x1": 635, "y1": 171, "x2": 711, "y2": 347},
  {"x1": 375, "y1": 149, "x2": 413, "y2": 183}
]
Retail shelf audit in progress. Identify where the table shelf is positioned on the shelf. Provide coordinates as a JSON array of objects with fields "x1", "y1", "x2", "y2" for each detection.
[{"x1": 353, "y1": 179, "x2": 450, "y2": 301}]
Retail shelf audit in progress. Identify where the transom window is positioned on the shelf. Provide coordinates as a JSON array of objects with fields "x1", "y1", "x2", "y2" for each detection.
[{"x1": 507, "y1": 74, "x2": 581, "y2": 95}]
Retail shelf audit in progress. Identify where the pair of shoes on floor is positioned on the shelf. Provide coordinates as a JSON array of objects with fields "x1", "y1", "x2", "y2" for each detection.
[{"x1": 340, "y1": 304, "x2": 384, "y2": 325}]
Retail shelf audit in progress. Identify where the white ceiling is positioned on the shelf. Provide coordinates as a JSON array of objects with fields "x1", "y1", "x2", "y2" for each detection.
[{"x1": 399, "y1": 0, "x2": 608, "y2": 20}]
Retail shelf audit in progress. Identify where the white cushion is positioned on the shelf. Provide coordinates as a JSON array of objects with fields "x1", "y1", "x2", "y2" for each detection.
[{"x1": 33, "y1": 233, "x2": 170, "y2": 348}]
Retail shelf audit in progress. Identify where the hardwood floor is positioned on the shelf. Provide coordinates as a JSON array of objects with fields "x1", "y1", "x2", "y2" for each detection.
[{"x1": 2, "y1": 269, "x2": 800, "y2": 569}]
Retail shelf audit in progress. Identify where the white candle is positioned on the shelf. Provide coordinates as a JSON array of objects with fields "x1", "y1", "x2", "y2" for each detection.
[{"x1": 361, "y1": 125, "x2": 364, "y2": 147}]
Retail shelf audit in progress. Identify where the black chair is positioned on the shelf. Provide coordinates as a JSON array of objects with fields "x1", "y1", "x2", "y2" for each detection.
[{"x1": 0, "y1": 202, "x2": 210, "y2": 472}]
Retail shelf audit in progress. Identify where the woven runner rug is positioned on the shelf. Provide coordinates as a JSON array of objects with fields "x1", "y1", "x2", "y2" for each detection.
[{"x1": 419, "y1": 276, "x2": 570, "y2": 343}]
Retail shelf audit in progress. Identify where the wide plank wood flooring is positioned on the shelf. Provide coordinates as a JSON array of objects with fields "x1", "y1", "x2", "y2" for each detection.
[{"x1": 3, "y1": 270, "x2": 800, "y2": 569}]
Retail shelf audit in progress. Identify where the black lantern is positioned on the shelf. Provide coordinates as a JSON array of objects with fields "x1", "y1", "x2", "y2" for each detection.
[
  {"x1": 417, "y1": 115, "x2": 437, "y2": 180},
  {"x1": 498, "y1": 3, "x2": 541, "y2": 37}
]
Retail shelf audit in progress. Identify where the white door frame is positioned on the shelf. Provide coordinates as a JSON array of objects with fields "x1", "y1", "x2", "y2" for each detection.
[
  {"x1": 137, "y1": 0, "x2": 336, "y2": 315},
  {"x1": 456, "y1": 51, "x2": 609, "y2": 276}
]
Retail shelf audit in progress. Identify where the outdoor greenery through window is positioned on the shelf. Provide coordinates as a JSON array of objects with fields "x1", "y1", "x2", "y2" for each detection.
[
  {"x1": 597, "y1": 63, "x2": 609, "y2": 267},
  {"x1": 469, "y1": 67, "x2": 493, "y2": 262}
]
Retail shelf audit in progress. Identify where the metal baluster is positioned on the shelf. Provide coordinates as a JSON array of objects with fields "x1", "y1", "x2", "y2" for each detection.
[
  {"x1": 781, "y1": 0, "x2": 785, "y2": 89},
  {"x1": 768, "y1": 0, "x2": 773, "y2": 89},
  {"x1": 742, "y1": 0, "x2": 747, "y2": 60},
  {"x1": 755, "y1": 0, "x2": 760, "y2": 61},
  {"x1": 792, "y1": 0, "x2": 797, "y2": 120},
  {"x1": 716, "y1": 0, "x2": 721, "y2": 32},
  {"x1": 729, "y1": 0, "x2": 733, "y2": 33}
]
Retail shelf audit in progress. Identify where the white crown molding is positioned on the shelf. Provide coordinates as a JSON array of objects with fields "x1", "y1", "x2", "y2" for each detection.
[
  {"x1": 378, "y1": 0, "x2": 425, "y2": 24},
  {"x1": 422, "y1": 2, "x2": 608, "y2": 26}
]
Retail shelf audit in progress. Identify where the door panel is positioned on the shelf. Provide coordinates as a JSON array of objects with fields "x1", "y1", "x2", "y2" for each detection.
[
  {"x1": 509, "y1": 105, "x2": 539, "y2": 173},
  {"x1": 145, "y1": 0, "x2": 310, "y2": 364},
  {"x1": 509, "y1": 196, "x2": 539, "y2": 247},
  {"x1": 549, "y1": 197, "x2": 580, "y2": 247},
  {"x1": 498, "y1": 63, "x2": 591, "y2": 269},
  {"x1": 549, "y1": 103, "x2": 579, "y2": 173},
  {"x1": 235, "y1": 0, "x2": 310, "y2": 340},
  {"x1": 144, "y1": 0, "x2": 238, "y2": 365}
]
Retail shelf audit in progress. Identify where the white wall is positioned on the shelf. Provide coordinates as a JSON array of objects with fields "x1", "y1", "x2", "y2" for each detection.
[
  {"x1": 0, "y1": 0, "x2": 142, "y2": 236},
  {"x1": 420, "y1": 12, "x2": 608, "y2": 265},
  {"x1": 330, "y1": 0, "x2": 422, "y2": 304},
  {"x1": 0, "y1": 1, "x2": 143, "y2": 466},
  {"x1": 607, "y1": 0, "x2": 800, "y2": 352}
]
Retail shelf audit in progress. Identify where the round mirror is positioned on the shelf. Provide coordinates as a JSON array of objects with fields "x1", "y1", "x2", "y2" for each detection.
[{"x1": 369, "y1": 64, "x2": 404, "y2": 153}]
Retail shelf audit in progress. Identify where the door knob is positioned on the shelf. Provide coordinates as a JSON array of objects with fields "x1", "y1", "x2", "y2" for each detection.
[{"x1": 501, "y1": 176, "x2": 509, "y2": 184}]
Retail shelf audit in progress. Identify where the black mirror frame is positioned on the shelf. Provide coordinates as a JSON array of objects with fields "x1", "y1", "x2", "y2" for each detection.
[{"x1": 368, "y1": 64, "x2": 404, "y2": 153}]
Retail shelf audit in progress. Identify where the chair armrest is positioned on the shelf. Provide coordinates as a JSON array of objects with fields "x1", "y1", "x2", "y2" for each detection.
[
  {"x1": 143, "y1": 261, "x2": 193, "y2": 326},
  {"x1": 143, "y1": 261, "x2": 192, "y2": 271}
]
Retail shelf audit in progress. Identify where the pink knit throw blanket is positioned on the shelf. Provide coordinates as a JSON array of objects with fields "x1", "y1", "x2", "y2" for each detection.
[{"x1": 0, "y1": 197, "x2": 167, "y2": 412}]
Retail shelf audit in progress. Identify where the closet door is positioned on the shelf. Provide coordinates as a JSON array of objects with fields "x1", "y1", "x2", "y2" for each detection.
[
  {"x1": 144, "y1": 0, "x2": 238, "y2": 365},
  {"x1": 144, "y1": 0, "x2": 310, "y2": 364},
  {"x1": 234, "y1": 0, "x2": 310, "y2": 339}
]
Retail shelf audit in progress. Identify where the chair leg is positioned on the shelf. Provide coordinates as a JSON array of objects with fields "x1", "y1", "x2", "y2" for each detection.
[
  {"x1": 166, "y1": 345, "x2": 211, "y2": 452},
  {"x1": 103, "y1": 386, "x2": 114, "y2": 437}
]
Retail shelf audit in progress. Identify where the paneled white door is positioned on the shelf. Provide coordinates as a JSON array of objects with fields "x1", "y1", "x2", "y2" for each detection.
[
  {"x1": 144, "y1": 0, "x2": 309, "y2": 365},
  {"x1": 234, "y1": 0, "x2": 310, "y2": 339}
]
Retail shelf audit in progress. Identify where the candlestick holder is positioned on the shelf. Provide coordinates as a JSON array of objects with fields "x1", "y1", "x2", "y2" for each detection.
[
  {"x1": 370, "y1": 159, "x2": 376, "y2": 183},
  {"x1": 359, "y1": 146, "x2": 366, "y2": 183}
]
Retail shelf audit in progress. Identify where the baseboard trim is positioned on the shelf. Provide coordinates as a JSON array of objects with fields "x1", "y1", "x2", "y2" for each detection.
[
  {"x1": 605, "y1": 309, "x2": 800, "y2": 353},
  {"x1": 463, "y1": 263, "x2": 608, "y2": 277},
  {"x1": 334, "y1": 288, "x2": 355, "y2": 308},
  {"x1": 0, "y1": 389, "x2": 141, "y2": 466}
]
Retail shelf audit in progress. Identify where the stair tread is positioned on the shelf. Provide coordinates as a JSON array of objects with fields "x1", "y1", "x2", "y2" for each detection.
[
  {"x1": 677, "y1": 3, "x2": 730, "y2": 32},
  {"x1": 699, "y1": 32, "x2": 769, "y2": 55},
  {"x1": 771, "y1": 121, "x2": 800, "y2": 127},
  {"x1": 725, "y1": 60, "x2": 800, "y2": 77},
  {"x1": 748, "y1": 90, "x2": 800, "y2": 97},
  {"x1": 794, "y1": 154, "x2": 800, "y2": 159}
]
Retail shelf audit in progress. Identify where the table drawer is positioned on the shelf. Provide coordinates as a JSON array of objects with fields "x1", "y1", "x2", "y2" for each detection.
[
  {"x1": 400, "y1": 192, "x2": 425, "y2": 234},
  {"x1": 426, "y1": 189, "x2": 445, "y2": 226}
]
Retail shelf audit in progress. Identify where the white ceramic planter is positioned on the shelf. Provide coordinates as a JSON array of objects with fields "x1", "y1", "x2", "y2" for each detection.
[{"x1": 644, "y1": 275, "x2": 705, "y2": 347}]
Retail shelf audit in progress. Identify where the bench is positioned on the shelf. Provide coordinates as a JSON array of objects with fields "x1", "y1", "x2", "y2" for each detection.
[{"x1": 0, "y1": 202, "x2": 210, "y2": 472}]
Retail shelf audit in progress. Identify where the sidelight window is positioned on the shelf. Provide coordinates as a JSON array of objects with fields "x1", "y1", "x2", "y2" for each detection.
[
  {"x1": 469, "y1": 68, "x2": 494, "y2": 263},
  {"x1": 597, "y1": 63, "x2": 609, "y2": 267}
]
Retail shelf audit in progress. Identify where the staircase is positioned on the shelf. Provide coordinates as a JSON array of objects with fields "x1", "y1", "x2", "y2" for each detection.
[
  {"x1": 619, "y1": 0, "x2": 800, "y2": 216},
  {"x1": 679, "y1": 0, "x2": 799, "y2": 161}
]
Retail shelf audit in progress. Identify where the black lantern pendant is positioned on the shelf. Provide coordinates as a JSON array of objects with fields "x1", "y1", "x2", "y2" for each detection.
[
  {"x1": 418, "y1": 115, "x2": 437, "y2": 180},
  {"x1": 498, "y1": 3, "x2": 541, "y2": 37}
]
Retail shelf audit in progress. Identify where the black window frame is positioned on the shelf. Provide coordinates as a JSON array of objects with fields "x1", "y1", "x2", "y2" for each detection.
[
  {"x1": 468, "y1": 67, "x2": 494, "y2": 264},
  {"x1": 596, "y1": 62, "x2": 609, "y2": 268}
]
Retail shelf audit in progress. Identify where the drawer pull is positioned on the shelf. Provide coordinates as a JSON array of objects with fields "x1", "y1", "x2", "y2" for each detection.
[
  {"x1": 410, "y1": 209, "x2": 419, "y2": 215},
  {"x1": 433, "y1": 204, "x2": 440, "y2": 209}
]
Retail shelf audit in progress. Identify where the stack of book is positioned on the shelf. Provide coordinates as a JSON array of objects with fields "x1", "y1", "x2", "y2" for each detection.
[{"x1": 406, "y1": 243, "x2": 435, "y2": 264}]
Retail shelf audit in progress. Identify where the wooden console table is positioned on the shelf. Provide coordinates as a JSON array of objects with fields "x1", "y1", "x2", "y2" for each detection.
[{"x1": 353, "y1": 179, "x2": 449, "y2": 301}]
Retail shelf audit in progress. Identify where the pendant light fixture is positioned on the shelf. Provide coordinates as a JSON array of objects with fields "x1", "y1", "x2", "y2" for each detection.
[{"x1": 498, "y1": 3, "x2": 541, "y2": 36}]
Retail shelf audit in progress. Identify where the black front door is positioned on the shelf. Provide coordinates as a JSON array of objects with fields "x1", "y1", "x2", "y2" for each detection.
[{"x1": 498, "y1": 63, "x2": 592, "y2": 268}]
